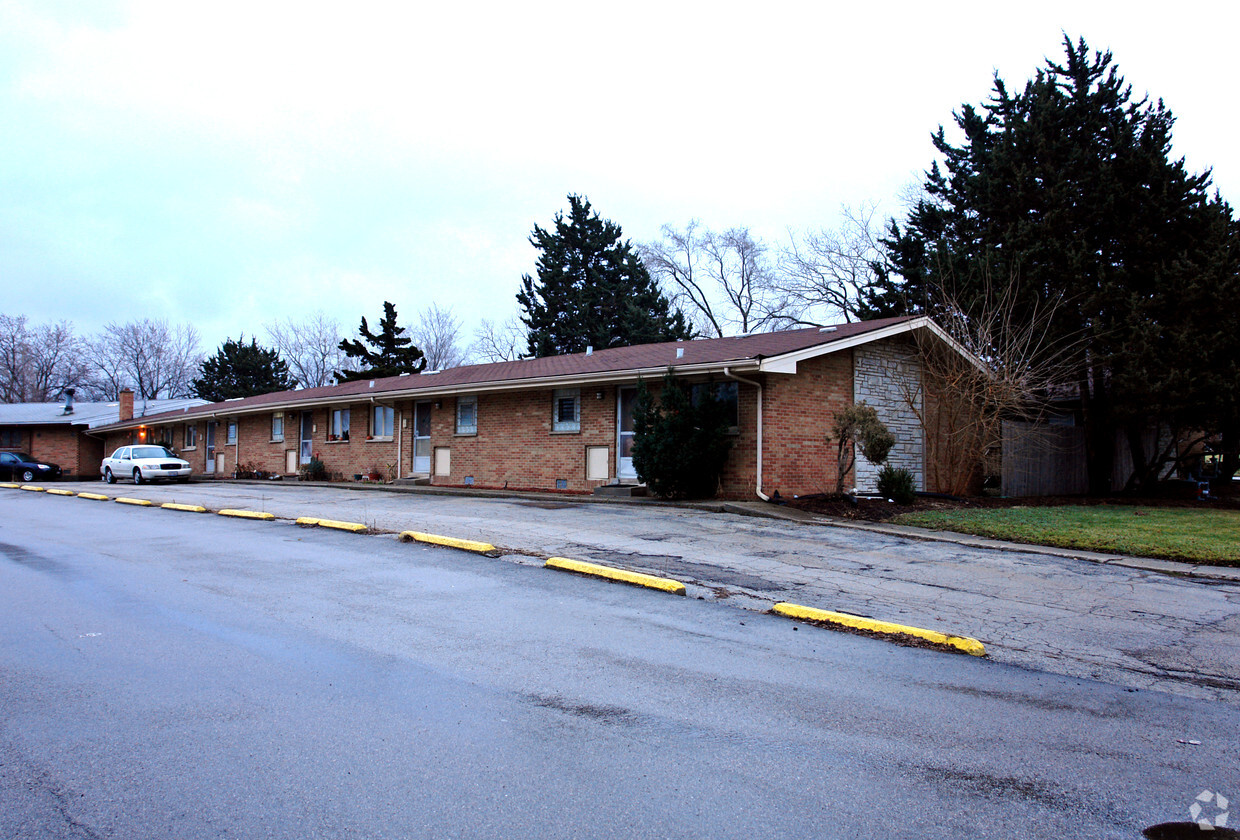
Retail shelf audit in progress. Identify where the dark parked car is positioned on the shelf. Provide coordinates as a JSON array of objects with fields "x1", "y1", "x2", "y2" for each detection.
[{"x1": 0, "y1": 451, "x2": 63, "y2": 483}]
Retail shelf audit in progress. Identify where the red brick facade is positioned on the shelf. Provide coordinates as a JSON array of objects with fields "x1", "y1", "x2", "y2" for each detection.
[
  {"x1": 92, "y1": 330, "x2": 959, "y2": 500},
  {"x1": 101, "y1": 359, "x2": 864, "y2": 499},
  {"x1": 0, "y1": 424, "x2": 104, "y2": 478}
]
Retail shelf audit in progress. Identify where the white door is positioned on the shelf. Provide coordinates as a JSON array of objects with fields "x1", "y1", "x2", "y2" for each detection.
[
  {"x1": 617, "y1": 387, "x2": 638, "y2": 481},
  {"x1": 413, "y1": 402, "x2": 432, "y2": 474},
  {"x1": 299, "y1": 411, "x2": 313, "y2": 465},
  {"x1": 204, "y1": 422, "x2": 216, "y2": 475}
]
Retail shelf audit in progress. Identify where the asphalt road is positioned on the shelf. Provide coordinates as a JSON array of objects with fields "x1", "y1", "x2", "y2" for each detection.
[
  {"x1": 2, "y1": 490, "x2": 1238, "y2": 839},
  {"x1": 38, "y1": 479, "x2": 1240, "y2": 704}
]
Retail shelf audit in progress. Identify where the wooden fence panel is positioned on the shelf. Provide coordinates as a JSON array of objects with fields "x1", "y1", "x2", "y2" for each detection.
[{"x1": 1002, "y1": 420, "x2": 1088, "y2": 497}]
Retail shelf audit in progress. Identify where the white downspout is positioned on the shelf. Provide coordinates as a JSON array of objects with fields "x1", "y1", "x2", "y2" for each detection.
[{"x1": 723, "y1": 367, "x2": 769, "y2": 502}]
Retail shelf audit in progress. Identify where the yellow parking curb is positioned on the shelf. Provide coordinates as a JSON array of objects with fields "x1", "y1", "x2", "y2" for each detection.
[
  {"x1": 772, "y1": 602, "x2": 986, "y2": 656},
  {"x1": 218, "y1": 509, "x2": 275, "y2": 521},
  {"x1": 0, "y1": 482, "x2": 19, "y2": 489},
  {"x1": 46, "y1": 488, "x2": 76, "y2": 496},
  {"x1": 20, "y1": 485, "x2": 44, "y2": 492},
  {"x1": 115, "y1": 497, "x2": 153, "y2": 507},
  {"x1": 545, "y1": 557, "x2": 687, "y2": 596},
  {"x1": 398, "y1": 530, "x2": 496, "y2": 554},
  {"x1": 162, "y1": 502, "x2": 208, "y2": 513},
  {"x1": 78, "y1": 492, "x2": 110, "y2": 501},
  {"x1": 297, "y1": 516, "x2": 367, "y2": 533}
]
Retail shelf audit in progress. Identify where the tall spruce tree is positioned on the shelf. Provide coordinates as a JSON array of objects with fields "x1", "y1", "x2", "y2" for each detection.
[
  {"x1": 336, "y1": 301, "x2": 427, "y2": 382},
  {"x1": 631, "y1": 372, "x2": 732, "y2": 499},
  {"x1": 517, "y1": 195, "x2": 693, "y2": 357},
  {"x1": 874, "y1": 36, "x2": 1240, "y2": 491},
  {"x1": 192, "y1": 336, "x2": 296, "y2": 401}
]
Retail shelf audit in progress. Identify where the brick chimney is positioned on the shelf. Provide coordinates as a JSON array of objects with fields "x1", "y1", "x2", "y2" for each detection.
[{"x1": 119, "y1": 389, "x2": 134, "y2": 422}]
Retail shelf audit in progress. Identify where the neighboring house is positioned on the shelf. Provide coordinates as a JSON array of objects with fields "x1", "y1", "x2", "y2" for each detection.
[
  {"x1": 93, "y1": 316, "x2": 974, "y2": 500},
  {"x1": 0, "y1": 391, "x2": 208, "y2": 479}
]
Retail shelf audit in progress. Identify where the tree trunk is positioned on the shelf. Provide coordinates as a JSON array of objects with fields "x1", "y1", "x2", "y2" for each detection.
[
  {"x1": 1218, "y1": 422, "x2": 1239, "y2": 484},
  {"x1": 1123, "y1": 423, "x2": 1152, "y2": 492},
  {"x1": 1082, "y1": 368, "x2": 1115, "y2": 496}
]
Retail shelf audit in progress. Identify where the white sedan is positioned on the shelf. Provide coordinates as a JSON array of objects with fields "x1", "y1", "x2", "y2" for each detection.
[{"x1": 102, "y1": 445, "x2": 192, "y2": 485}]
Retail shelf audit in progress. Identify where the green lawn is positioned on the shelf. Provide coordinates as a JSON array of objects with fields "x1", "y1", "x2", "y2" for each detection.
[{"x1": 893, "y1": 505, "x2": 1240, "y2": 566}]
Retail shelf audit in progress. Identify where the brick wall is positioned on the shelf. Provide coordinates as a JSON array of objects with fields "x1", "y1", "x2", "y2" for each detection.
[
  {"x1": 1, "y1": 428, "x2": 32, "y2": 455},
  {"x1": 431, "y1": 388, "x2": 616, "y2": 493},
  {"x1": 853, "y1": 338, "x2": 925, "y2": 492},
  {"x1": 25, "y1": 426, "x2": 82, "y2": 477},
  {"x1": 715, "y1": 382, "x2": 757, "y2": 498},
  {"x1": 0, "y1": 424, "x2": 107, "y2": 479},
  {"x1": 757, "y1": 351, "x2": 855, "y2": 498},
  {"x1": 90, "y1": 341, "x2": 942, "y2": 498}
]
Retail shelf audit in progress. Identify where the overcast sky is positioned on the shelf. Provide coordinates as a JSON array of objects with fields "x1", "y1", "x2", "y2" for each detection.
[{"x1": 3, "y1": 0, "x2": 1237, "y2": 354}]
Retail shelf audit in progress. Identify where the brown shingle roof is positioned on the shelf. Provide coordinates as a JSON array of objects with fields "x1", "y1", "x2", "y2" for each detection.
[{"x1": 100, "y1": 316, "x2": 916, "y2": 430}]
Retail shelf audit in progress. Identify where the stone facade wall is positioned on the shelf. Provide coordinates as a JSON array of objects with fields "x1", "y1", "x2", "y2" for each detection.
[{"x1": 852, "y1": 338, "x2": 924, "y2": 492}]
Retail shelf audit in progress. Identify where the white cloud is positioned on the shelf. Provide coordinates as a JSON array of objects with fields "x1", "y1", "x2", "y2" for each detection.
[{"x1": 0, "y1": 0, "x2": 1236, "y2": 353}]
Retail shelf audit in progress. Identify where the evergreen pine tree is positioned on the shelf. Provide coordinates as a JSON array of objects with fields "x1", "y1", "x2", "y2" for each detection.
[
  {"x1": 336, "y1": 301, "x2": 427, "y2": 382},
  {"x1": 517, "y1": 195, "x2": 693, "y2": 357},
  {"x1": 631, "y1": 372, "x2": 732, "y2": 499},
  {"x1": 192, "y1": 336, "x2": 297, "y2": 402},
  {"x1": 875, "y1": 36, "x2": 1240, "y2": 491}
]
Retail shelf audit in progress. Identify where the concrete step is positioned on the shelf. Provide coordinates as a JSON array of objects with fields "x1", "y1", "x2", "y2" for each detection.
[{"x1": 592, "y1": 483, "x2": 648, "y2": 497}]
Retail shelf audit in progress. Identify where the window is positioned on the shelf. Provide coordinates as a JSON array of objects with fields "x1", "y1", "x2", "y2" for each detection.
[
  {"x1": 552, "y1": 389, "x2": 580, "y2": 433},
  {"x1": 456, "y1": 396, "x2": 477, "y2": 435},
  {"x1": 1, "y1": 427, "x2": 22, "y2": 448},
  {"x1": 226, "y1": 420, "x2": 238, "y2": 445},
  {"x1": 271, "y1": 413, "x2": 284, "y2": 442},
  {"x1": 372, "y1": 405, "x2": 394, "y2": 438},
  {"x1": 184, "y1": 424, "x2": 197, "y2": 449},
  {"x1": 330, "y1": 408, "x2": 350, "y2": 441},
  {"x1": 691, "y1": 381, "x2": 740, "y2": 432}
]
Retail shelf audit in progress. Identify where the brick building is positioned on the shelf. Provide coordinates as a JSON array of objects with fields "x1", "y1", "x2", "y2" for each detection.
[
  {"x1": 94, "y1": 316, "x2": 975, "y2": 499},
  {"x1": 0, "y1": 391, "x2": 207, "y2": 478}
]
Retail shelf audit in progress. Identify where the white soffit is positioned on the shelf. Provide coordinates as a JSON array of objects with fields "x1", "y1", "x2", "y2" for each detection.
[
  {"x1": 756, "y1": 317, "x2": 985, "y2": 375},
  {"x1": 758, "y1": 318, "x2": 931, "y2": 374}
]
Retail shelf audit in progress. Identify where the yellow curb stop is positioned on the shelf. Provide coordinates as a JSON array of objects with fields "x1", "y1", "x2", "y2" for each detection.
[
  {"x1": 399, "y1": 530, "x2": 496, "y2": 554},
  {"x1": 773, "y1": 602, "x2": 986, "y2": 656},
  {"x1": 1, "y1": 482, "x2": 21, "y2": 489},
  {"x1": 114, "y1": 497, "x2": 153, "y2": 506},
  {"x1": 77, "y1": 492, "x2": 110, "y2": 501},
  {"x1": 162, "y1": 503, "x2": 208, "y2": 513},
  {"x1": 297, "y1": 516, "x2": 367, "y2": 533},
  {"x1": 20, "y1": 485, "x2": 45, "y2": 492},
  {"x1": 46, "y1": 488, "x2": 77, "y2": 496},
  {"x1": 218, "y1": 509, "x2": 275, "y2": 520},
  {"x1": 545, "y1": 557, "x2": 687, "y2": 596}
]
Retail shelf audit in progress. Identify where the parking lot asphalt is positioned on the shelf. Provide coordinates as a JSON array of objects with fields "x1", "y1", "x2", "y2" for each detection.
[{"x1": 25, "y1": 479, "x2": 1240, "y2": 704}]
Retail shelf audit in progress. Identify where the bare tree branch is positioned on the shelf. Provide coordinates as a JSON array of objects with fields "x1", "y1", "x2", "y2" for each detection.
[
  {"x1": 0, "y1": 315, "x2": 94, "y2": 402},
  {"x1": 265, "y1": 311, "x2": 353, "y2": 388},
  {"x1": 0, "y1": 314, "x2": 31, "y2": 403},
  {"x1": 778, "y1": 203, "x2": 887, "y2": 324},
  {"x1": 903, "y1": 271, "x2": 1085, "y2": 495},
  {"x1": 89, "y1": 319, "x2": 201, "y2": 400},
  {"x1": 412, "y1": 303, "x2": 469, "y2": 370},
  {"x1": 641, "y1": 223, "x2": 787, "y2": 337},
  {"x1": 470, "y1": 316, "x2": 524, "y2": 363}
]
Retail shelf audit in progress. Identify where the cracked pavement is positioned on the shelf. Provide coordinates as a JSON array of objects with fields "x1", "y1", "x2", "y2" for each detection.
[{"x1": 41, "y1": 480, "x2": 1240, "y2": 704}]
